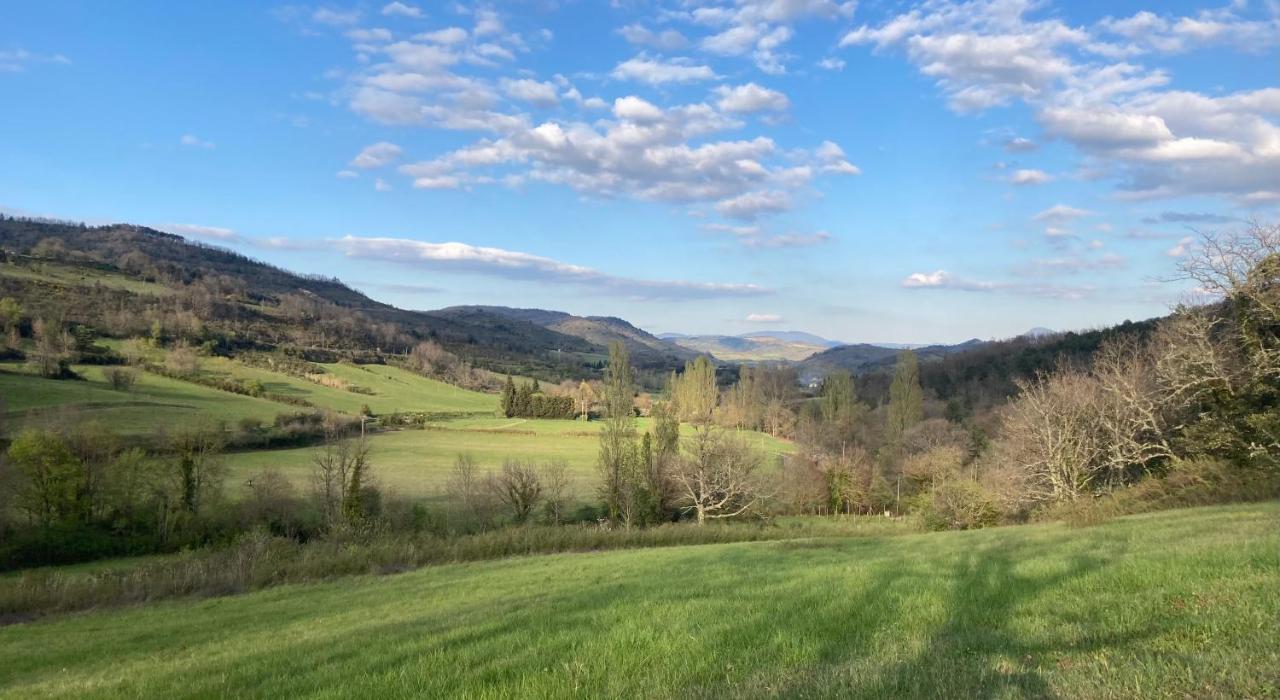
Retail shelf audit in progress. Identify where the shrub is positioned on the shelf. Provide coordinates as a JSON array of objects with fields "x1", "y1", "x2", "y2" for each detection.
[
  {"x1": 920, "y1": 478, "x2": 1002, "y2": 531},
  {"x1": 102, "y1": 366, "x2": 138, "y2": 392}
]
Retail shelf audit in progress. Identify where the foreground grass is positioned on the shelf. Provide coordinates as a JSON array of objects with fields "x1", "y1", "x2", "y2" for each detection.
[{"x1": 2, "y1": 503, "x2": 1275, "y2": 698}]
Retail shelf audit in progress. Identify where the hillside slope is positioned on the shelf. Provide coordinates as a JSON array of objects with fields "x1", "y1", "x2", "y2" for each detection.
[
  {"x1": 440, "y1": 305, "x2": 698, "y2": 367},
  {"x1": 0, "y1": 218, "x2": 679, "y2": 378},
  {"x1": 2, "y1": 504, "x2": 1273, "y2": 697}
]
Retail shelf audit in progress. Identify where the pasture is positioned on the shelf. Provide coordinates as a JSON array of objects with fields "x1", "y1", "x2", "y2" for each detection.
[{"x1": 0, "y1": 503, "x2": 1274, "y2": 698}]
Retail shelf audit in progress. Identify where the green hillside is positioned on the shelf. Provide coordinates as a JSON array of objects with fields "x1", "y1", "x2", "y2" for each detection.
[{"x1": 1, "y1": 504, "x2": 1274, "y2": 698}]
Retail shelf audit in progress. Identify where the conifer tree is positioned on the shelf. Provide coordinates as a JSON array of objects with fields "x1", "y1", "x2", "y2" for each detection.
[{"x1": 500, "y1": 375, "x2": 517, "y2": 417}]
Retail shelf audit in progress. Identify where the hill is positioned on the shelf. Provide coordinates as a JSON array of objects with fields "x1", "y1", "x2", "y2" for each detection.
[
  {"x1": 798, "y1": 338, "x2": 985, "y2": 381},
  {"x1": 439, "y1": 305, "x2": 697, "y2": 367},
  {"x1": 0, "y1": 217, "x2": 689, "y2": 378},
  {"x1": 2, "y1": 503, "x2": 1274, "y2": 697},
  {"x1": 664, "y1": 333, "x2": 832, "y2": 362}
]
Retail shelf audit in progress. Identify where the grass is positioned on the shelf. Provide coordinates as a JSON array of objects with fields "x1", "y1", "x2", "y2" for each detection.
[
  {"x1": 0, "y1": 364, "x2": 283, "y2": 436},
  {"x1": 0, "y1": 260, "x2": 172, "y2": 296},
  {"x1": 223, "y1": 418, "x2": 795, "y2": 500},
  {"x1": 204, "y1": 358, "x2": 497, "y2": 416},
  {"x1": 0, "y1": 503, "x2": 1275, "y2": 698}
]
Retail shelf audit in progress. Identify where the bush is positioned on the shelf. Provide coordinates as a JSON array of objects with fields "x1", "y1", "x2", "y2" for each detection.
[
  {"x1": 920, "y1": 478, "x2": 1002, "y2": 531},
  {"x1": 102, "y1": 366, "x2": 138, "y2": 392}
]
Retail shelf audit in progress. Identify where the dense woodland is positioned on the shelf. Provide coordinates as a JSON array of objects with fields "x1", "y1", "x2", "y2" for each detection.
[{"x1": 0, "y1": 217, "x2": 1276, "y2": 571}]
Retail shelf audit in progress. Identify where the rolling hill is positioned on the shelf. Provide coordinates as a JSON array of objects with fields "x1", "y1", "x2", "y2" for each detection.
[
  {"x1": 661, "y1": 330, "x2": 843, "y2": 363},
  {"x1": 0, "y1": 217, "x2": 690, "y2": 378},
  {"x1": 438, "y1": 306, "x2": 698, "y2": 367}
]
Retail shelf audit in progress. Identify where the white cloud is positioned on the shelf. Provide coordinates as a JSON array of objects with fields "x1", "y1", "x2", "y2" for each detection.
[
  {"x1": 0, "y1": 48, "x2": 70, "y2": 73},
  {"x1": 417, "y1": 27, "x2": 468, "y2": 44},
  {"x1": 161, "y1": 223, "x2": 239, "y2": 242},
  {"x1": 500, "y1": 78, "x2": 559, "y2": 108},
  {"x1": 613, "y1": 96, "x2": 665, "y2": 122},
  {"x1": 347, "y1": 27, "x2": 393, "y2": 43},
  {"x1": 1009, "y1": 169, "x2": 1052, "y2": 185},
  {"x1": 611, "y1": 55, "x2": 717, "y2": 84},
  {"x1": 179, "y1": 134, "x2": 215, "y2": 149},
  {"x1": 618, "y1": 24, "x2": 689, "y2": 51},
  {"x1": 313, "y1": 8, "x2": 360, "y2": 26},
  {"x1": 714, "y1": 83, "x2": 789, "y2": 113},
  {"x1": 337, "y1": 170, "x2": 359, "y2": 179},
  {"x1": 334, "y1": 236, "x2": 771, "y2": 299},
  {"x1": 1034, "y1": 204, "x2": 1094, "y2": 224},
  {"x1": 816, "y1": 57, "x2": 845, "y2": 70},
  {"x1": 381, "y1": 2, "x2": 422, "y2": 18},
  {"x1": 1003, "y1": 136, "x2": 1038, "y2": 152},
  {"x1": 350, "y1": 141, "x2": 403, "y2": 169},
  {"x1": 745, "y1": 313, "x2": 784, "y2": 323},
  {"x1": 375, "y1": 177, "x2": 393, "y2": 191},
  {"x1": 902, "y1": 269, "x2": 1096, "y2": 300},
  {"x1": 715, "y1": 190, "x2": 791, "y2": 220},
  {"x1": 1167, "y1": 235, "x2": 1195, "y2": 257}
]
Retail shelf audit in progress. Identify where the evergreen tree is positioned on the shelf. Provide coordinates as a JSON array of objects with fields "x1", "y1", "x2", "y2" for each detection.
[
  {"x1": 821, "y1": 370, "x2": 856, "y2": 423},
  {"x1": 887, "y1": 350, "x2": 924, "y2": 446},
  {"x1": 500, "y1": 375, "x2": 517, "y2": 417}
]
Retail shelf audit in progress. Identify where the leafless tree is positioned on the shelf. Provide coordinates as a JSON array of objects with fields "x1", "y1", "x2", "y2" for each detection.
[
  {"x1": 540, "y1": 461, "x2": 572, "y2": 524},
  {"x1": 490, "y1": 460, "x2": 543, "y2": 524},
  {"x1": 311, "y1": 432, "x2": 369, "y2": 527},
  {"x1": 671, "y1": 428, "x2": 766, "y2": 524}
]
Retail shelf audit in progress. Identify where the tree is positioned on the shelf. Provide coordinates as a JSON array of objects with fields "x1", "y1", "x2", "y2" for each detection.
[
  {"x1": 168, "y1": 425, "x2": 226, "y2": 515},
  {"x1": 540, "y1": 461, "x2": 572, "y2": 524},
  {"x1": 575, "y1": 380, "x2": 595, "y2": 421},
  {"x1": 490, "y1": 460, "x2": 543, "y2": 523},
  {"x1": 672, "y1": 356, "x2": 717, "y2": 425},
  {"x1": 6, "y1": 429, "x2": 82, "y2": 526},
  {"x1": 671, "y1": 428, "x2": 765, "y2": 524},
  {"x1": 598, "y1": 342, "x2": 640, "y2": 524},
  {"x1": 821, "y1": 370, "x2": 856, "y2": 423},
  {"x1": 0, "y1": 297, "x2": 20, "y2": 340},
  {"x1": 312, "y1": 430, "x2": 371, "y2": 527},
  {"x1": 887, "y1": 350, "x2": 924, "y2": 447},
  {"x1": 445, "y1": 453, "x2": 496, "y2": 530},
  {"x1": 28, "y1": 319, "x2": 70, "y2": 379},
  {"x1": 500, "y1": 375, "x2": 517, "y2": 417}
]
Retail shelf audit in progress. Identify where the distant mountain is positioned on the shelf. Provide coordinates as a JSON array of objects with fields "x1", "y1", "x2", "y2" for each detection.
[
  {"x1": 664, "y1": 334, "x2": 831, "y2": 363},
  {"x1": 1023, "y1": 327, "x2": 1056, "y2": 339},
  {"x1": 798, "y1": 339, "x2": 986, "y2": 380},
  {"x1": 440, "y1": 306, "x2": 698, "y2": 367},
  {"x1": 739, "y1": 330, "x2": 843, "y2": 347}
]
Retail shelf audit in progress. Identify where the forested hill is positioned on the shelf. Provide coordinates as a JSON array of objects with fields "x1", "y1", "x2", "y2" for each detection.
[
  {"x1": 435, "y1": 305, "x2": 698, "y2": 366},
  {"x1": 0, "y1": 217, "x2": 685, "y2": 378},
  {"x1": 855, "y1": 319, "x2": 1160, "y2": 409}
]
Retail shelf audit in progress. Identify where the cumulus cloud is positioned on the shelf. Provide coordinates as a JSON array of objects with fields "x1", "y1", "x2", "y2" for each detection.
[
  {"x1": 670, "y1": 0, "x2": 855, "y2": 73},
  {"x1": 350, "y1": 141, "x2": 403, "y2": 169},
  {"x1": 312, "y1": 7, "x2": 360, "y2": 26},
  {"x1": 161, "y1": 223, "x2": 240, "y2": 242},
  {"x1": 745, "y1": 313, "x2": 784, "y2": 323},
  {"x1": 837, "y1": 0, "x2": 1280, "y2": 204},
  {"x1": 611, "y1": 55, "x2": 717, "y2": 84},
  {"x1": 381, "y1": 2, "x2": 422, "y2": 18},
  {"x1": 714, "y1": 83, "x2": 789, "y2": 113},
  {"x1": 333, "y1": 236, "x2": 771, "y2": 299},
  {"x1": 617, "y1": 24, "x2": 689, "y2": 51},
  {"x1": 500, "y1": 78, "x2": 559, "y2": 107},
  {"x1": 1141, "y1": 211, "x2": 1239, "y2": 225},
  {"x1": 1009, "y1": 169, "x2": 1052, "y2": 185},
  {"x1": 714, "y1": 190, "x2": 791, "y2": 220},
  {"x1": 1003, "y1": 136, "x2": 1038, "y2": 152}
]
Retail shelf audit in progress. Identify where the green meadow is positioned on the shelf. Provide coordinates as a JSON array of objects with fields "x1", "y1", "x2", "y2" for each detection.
[
  {"x1": 224, "y1": 417, "x2": 795, "y2": 499},
  {"x1": 1, "y1": 503, "x2": 1275, "y2": 698}
]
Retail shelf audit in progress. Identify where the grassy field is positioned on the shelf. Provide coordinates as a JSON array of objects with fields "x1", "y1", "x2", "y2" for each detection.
[
  {"x1": 225, "y1": 418, "x2": 796, "y2": 499},
  {"x1": 1, "y1": 503, "x2": 1274, "y2": 698},
  {"x1": 0, "y1": 358, "x2": 496, "y2": 437},
  {"x1": 0, "y1": 364, "x2": 283, "y2": 436},
  {"x1": 0, "y1": 260, "x2": 172, "y2": 296}
]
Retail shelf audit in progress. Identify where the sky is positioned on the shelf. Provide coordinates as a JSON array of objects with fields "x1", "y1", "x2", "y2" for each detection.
[{"x1": 2, "y1": 0, "x2": 1278, "y2": 344}]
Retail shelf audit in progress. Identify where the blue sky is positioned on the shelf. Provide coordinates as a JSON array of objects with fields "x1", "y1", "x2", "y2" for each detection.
[{"x1": 3, "y1": 0, "x2": 1277, "y2": 343}]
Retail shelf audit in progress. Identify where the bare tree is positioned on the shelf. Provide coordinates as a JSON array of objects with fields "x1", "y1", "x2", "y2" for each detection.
[
  {"x1": 311, "y1": 432, "x2": 369, "y2": 527},
  {"x1": 671, "y1": 428, "x2": 765, "y2": 524},
  {"x1": 490, "y1": 460, "x2": 543, "y2": 524},
  {"x1": 540, "y1": 461, "x2": 572, "y2": 524}
]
